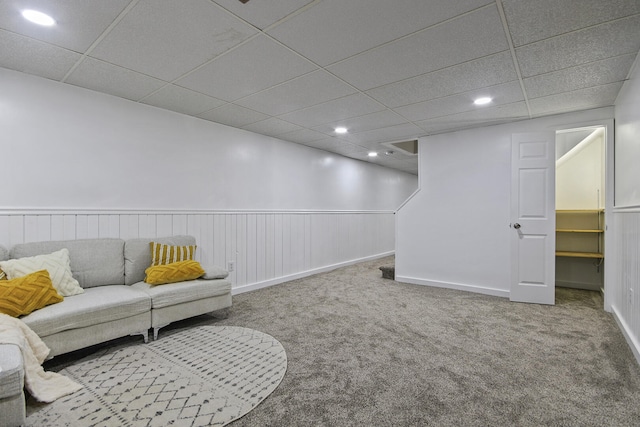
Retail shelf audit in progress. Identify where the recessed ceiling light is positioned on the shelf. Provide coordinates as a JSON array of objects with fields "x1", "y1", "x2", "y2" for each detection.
[
  {"x1": 334, "y1": 127, "x2": 348, "y2": 134},
  {"x1": 22, "y1": 9, "x2": 56, "y2": 26},
  {"x1": 473, "y1": 97, "x2": 492, "y2": 106},
  {"x1": 368, "y1": 152, "x2": 378, "y2": 157}
]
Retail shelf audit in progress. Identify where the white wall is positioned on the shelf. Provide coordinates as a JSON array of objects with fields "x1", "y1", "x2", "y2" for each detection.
[
  {"x1": 0, "y1": 68, "x2": 417, "y2": 292},
  {"x1": 0, "y1": 68, "x2": 416, "y2": 212},
  {"x1": 396, "y1": 107, "x2": 613, "y2": 297},
  {"x1": 611, "y1": 57, "x2": 640, "y2": 363},
  {"x1": 615, "y1": 60, "x2": 640, "y2": 208}
]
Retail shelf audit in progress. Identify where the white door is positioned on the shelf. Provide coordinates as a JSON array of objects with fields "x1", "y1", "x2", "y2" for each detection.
[{"x1": 511, "y1": 132, "x2": 556, "y2": 305}]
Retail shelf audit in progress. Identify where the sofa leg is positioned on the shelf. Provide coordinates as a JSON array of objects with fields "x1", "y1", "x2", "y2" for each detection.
[
  {"x1": 153, "y1": 324, "x2": 168, "y2": 341},
  {"x1": 133, "y1": 330, "x2": 149, "y2": 343}
]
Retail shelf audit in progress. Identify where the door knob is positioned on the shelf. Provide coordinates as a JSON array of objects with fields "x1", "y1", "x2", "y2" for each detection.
[{"x1": 513, "y1": 223, "x2": 521, "y2": 229}]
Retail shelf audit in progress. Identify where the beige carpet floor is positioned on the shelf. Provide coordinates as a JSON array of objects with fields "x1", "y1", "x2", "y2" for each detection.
[{"x1": 42, "y1": 256, "x2": 640, "y2": 426}]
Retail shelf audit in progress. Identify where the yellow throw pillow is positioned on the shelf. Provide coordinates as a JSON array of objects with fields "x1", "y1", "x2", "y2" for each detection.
[
  {"x1": 144, "y1": 260, "x2": 205, "y2": 285},
  {"x1": 149, "y1": 242, "x2": 196, "y2": 267},
  {"x1": 0, "y1": 270, "x2": 63, "y2": 317}
]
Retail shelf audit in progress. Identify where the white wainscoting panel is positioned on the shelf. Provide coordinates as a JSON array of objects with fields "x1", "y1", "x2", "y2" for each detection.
[
  {"x1": 0, "y1": 211, "x2": 395, "y2": 293},
  {"x1": 610, "y1": 209, "x2": 640, "y2": 363}
]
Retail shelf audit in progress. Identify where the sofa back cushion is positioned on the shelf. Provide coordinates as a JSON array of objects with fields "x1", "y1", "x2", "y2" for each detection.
[
  {"x1": 0, "y1": 245, "x2": 9, "y2": 262},
  {"x1": 124, "y1": 235, "x2": 196, "y2": 285},
  {"x1": 9, "y1": 239, "x2": 125, "y2": 288}
]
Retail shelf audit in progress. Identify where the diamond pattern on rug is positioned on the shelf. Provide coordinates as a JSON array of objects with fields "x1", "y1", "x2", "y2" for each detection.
[{"x1": 26, "y1": 326, "x2": 287, "y2": 427}]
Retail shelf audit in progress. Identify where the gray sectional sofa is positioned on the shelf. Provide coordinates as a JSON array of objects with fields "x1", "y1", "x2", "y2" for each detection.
[{"x1": 0, "y1": 235, "x2": 232, "y2": 427}]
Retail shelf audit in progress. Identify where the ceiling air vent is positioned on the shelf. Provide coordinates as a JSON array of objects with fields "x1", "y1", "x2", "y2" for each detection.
[{"x1": 383, "y1": 139, "x2": 418, "y2": 156}]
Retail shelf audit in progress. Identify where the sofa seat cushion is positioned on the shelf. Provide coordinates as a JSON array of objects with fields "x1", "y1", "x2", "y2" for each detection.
[
  {"x1": 21, "y1": 286, "x2": 151, "y2": 338},
  {"x1": 0, "y1": 344, "x2": 23, "y2": 399},
  {"x1": 132, "y1": 279, "x2": 231, "y2": 309}
]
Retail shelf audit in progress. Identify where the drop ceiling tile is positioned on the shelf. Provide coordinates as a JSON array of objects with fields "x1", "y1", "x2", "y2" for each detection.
[
  {"x1": 366, "y1": 51, "x2": 517, "y2": 108},
  {"x1": 302, "y1": 137, "x2": 349, "y2": 153},
  {"x1": 502, "y1": 0, "x2": 640, "y2": 47},
  {"x1": 327, "y1": 5, "x2": 508, "y2": 90},
  {"x1": 90, "y1": 0, "x2": 257, "y2": 81},
  {"x1": 420, "y1": 118, "x2": 517, "y2": 135},
  {"x1": 279, "y1": 128, "x2": 327, "y2": 144},
  {"x1": 415, "y1": 101, "x2": 529, "y2": 133},
  {"x1": 0, "y1": 30, "x2": 81, "y2": 80},
  {"x1": 330, "y1": 141, "x2": 371, "y2": 156},
  {"x1": 235, "y1": 70, "x2": 357, "y2": 115},
  {"x1": 242, "y1": 117, "x2": 302, "y2": 136},
  {"x1": 297, "y1": 138, "x2": 328, "y2": 149},
  {"x1": 343, "y1": 151, "x2": 396, "y2": 170},
  {"x1": 0, "y1": 0, "x2": 130, "y2": 52},
  {"x1": 211, "y1": 0, "x2": 313, "y2": 30},
  {"x1": 344, "y1": 123, "x2": 425, "y2": 146},
  {"x1": 176, "y1": 35, "x2": 316, "y2": 102},
  {"x1": 140, "y1": 84, "x2": 226, "y2": 116},
  {"x1": 277, "y1": 93, "x2": 385, "y2": 128},
  {"x1": 528, "y1": 82, "x2": 623, "y2": 117},
  {"x1": 268, "y1": 0, "x2": 493, "y2": 66},
  {"x1": 198, "y1": 103, "x2": 269, "y2": 127},
  {"x1": 395, "y1": 81, "x2": 525, "y2": 122},
  {"x1": 312, "y1": 110, "x2": 407, "y2": 135},
  {"x1": 524, "y1": 54, "x2": 637, "y2": 99},
  {"x1": 516, "y1": 15, "x2": 640, "y2": 78},
  {"x1": 65, "y1": 58, "x2": 165, "y2": 101}
]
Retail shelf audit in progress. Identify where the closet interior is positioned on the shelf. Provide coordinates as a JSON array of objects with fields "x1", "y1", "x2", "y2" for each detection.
[{"x1": 555, "y1": 127, "x2": 605, "y2": 292}]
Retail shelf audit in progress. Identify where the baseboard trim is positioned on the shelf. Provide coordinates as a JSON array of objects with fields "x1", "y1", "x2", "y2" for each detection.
[
  {"x1": 395, "y1": 275, "x2": 509, "y2": 298},
  {"x1": 555, "y1": 280, "x2": 601, "y2": 292},
  {"x1": 611, "y1": 304, "x2": 640, "y2": 366},
  {"x1": 232, "y1": 251, "x2": 395, "y2": 295}
]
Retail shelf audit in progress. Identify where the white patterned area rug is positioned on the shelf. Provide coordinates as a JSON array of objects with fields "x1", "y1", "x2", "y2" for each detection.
[{"x1": 26, "y1": 326, "x2": 287, "y2": 426}]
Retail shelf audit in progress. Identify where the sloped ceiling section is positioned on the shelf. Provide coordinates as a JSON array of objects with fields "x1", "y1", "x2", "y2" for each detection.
[{"x1": 1, "y1": 0, "x2": 639, "y2": 175}]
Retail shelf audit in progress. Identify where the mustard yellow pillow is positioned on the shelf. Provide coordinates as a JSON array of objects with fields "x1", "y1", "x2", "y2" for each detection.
[
  {"x1": 0, "y1": 270, "x2": 63, "y2": 317},
  {"x1": 149, "y1": 242, "x2": 196, "y2": 267},
  {"x1": 144, "y1": 260, "x2": 205, "y2": 285}
]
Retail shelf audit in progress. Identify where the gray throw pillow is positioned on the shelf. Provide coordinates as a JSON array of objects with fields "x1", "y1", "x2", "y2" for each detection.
[{"x1": 201, "y1": 265, "x2": 229, "y2": 280}]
